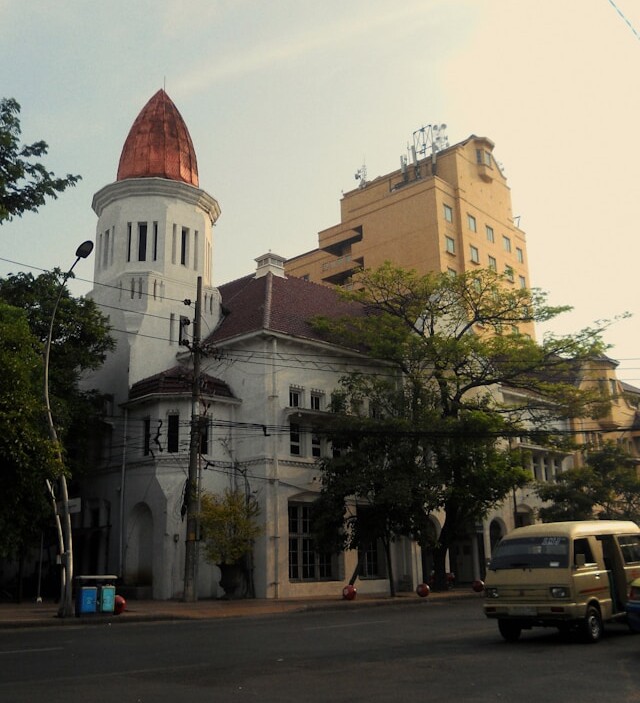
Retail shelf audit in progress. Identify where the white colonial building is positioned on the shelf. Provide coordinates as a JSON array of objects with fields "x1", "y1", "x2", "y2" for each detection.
[{"x1": 76, "y1": 90, "x2": 571, "y2": 601}]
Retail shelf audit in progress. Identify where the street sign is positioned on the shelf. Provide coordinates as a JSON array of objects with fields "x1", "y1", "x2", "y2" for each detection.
[{"x1": 57, "y1": 497, "x2": 82, "y2": 514}]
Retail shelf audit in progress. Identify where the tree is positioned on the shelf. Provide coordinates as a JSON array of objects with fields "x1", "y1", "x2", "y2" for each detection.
[
  {"x1": 0, "y1": 98, "x2": 80, "y2": 224},
  {"x1": 536, "y1": 442, "x2": 640, "y2": 522},
  {"x1": 0, "y1": 270, "x2": 114, "y2": 476},
  {"x1": 0, "y1": 272, "x2": 113, "y2": 568},
  {"x1": 313, "y1": 263, "x2": 612, "y2": 589},
  {"x1": 200, "y1": 488, "x2": 261, "y2": 599},
  {"x1": 0, "y1": 302, "x2": 59, "y2": 560}
]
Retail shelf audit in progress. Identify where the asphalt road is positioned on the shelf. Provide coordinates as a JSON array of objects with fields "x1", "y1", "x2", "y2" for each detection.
[{"x1": 1, "y1": 599, "x2": 639, "y2": 702}]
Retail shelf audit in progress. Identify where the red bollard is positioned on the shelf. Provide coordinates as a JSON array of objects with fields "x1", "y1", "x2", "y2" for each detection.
[
  {"x1": 342, "y1": 584, "x2": 357, "y2": 600},
  {"x1": 416, "y1": 583, "x2": 430, "y2": 598},
  {"x1": 472, "y1": 579, "x2": 485, "y2": 593},
  {"x1": 114, "y1": 594, "x2": 126, "y2": 614}
]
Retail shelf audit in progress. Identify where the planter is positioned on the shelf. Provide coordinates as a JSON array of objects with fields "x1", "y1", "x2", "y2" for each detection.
[{"x1": 218, "y1": 562, "x2": 247, "y2": 599}]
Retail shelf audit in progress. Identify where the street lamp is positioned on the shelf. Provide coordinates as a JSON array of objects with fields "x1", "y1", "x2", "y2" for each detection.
[{"x1": 44, "y1": 240, "x2": 94, "y2": 617}]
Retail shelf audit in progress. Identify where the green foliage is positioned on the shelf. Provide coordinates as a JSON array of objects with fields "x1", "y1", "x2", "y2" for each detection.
[
  {"x1": 0, "y1": 98, "x2": 80, "y2": 224},
  {"x1": 200, "y1": 489, "x2": 261, "y2": 565},
  {"x1": 0, "y1": 270, "x2": 114, "y2": 475},
  {"x1": 0, "y1": 302, "x2": 59, "y2": 558},
  {"x1": 0, "y1": 271, "x2": 113, "y2": 558},
  {"x1": 536, "y1": 442, "x2": 640, "y2": 522},
  {"x1": 312, "y1": 263, "x2": 614, "y2": 588}
]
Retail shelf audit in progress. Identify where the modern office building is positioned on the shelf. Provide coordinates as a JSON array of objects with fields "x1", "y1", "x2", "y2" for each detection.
[{"x1": 286, "y1": 130, "x2": 532, "y2": 334}]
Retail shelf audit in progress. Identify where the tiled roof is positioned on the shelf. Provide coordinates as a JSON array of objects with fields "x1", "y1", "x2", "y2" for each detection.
[
  {"x1": 117, "y1": 90, "x2": 199, "y2": 186},
  {"x1": 129, "y1": 365, "x2": 233, "y2": 401},
  {"x1": 206, "y1": 272, "x2": 365, "y2": 346}
]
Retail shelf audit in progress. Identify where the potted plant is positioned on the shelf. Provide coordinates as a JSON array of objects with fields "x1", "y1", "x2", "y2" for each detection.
[{"x1": 199, "y1": 488, "x2": 261, "y2": 599}]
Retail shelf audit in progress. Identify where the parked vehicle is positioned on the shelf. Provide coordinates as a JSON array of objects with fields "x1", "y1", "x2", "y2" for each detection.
[
  {"x1": 626, "y1": 577, "x2": 640, "y2": 633},
  {"x1": 483, "y1": 520, "x2": 640, "y2": 643}
]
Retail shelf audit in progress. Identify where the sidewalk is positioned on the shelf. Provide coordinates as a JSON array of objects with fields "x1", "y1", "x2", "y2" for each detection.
[{"x1": 0, "y1": 588, "x2": 480, "y2": 629}]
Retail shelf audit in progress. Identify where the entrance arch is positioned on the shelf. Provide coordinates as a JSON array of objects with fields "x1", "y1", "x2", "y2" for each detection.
[{"x1": 124, "y1": 502, "x2": 153, "y2": 586}]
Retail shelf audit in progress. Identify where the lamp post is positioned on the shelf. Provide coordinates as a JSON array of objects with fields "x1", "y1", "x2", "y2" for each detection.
[{"x1": 44, "y1": 240, "x2": 94, "y2": 617}]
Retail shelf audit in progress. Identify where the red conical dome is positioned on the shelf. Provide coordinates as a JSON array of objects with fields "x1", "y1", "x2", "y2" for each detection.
[{"x1": 117, "y1": 89, "x2": 199, "y2": 186}]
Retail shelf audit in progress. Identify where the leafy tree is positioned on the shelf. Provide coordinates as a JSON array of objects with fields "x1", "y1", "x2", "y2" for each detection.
[
  {"x1": 0, "y1": 270, "x2": 114, "y2": 475},
  {"x1": 313, "y1": 263, "x2": 612, "y2": 589},
  {"x1": 0, "y1": 301, "x2": 59, "y2": 560},
  {"x1": 200, "y1": 489, "x2": 261, "y2": 566},
  {"x1": 536, "y1": 442, "x2": 640, "y2": 522},
  {"x1": 0, "y1": 97, "x2": 80, "y2": 224},
  {"x1": 0, "y1": 272, "x2": 113, "y2": 570}
]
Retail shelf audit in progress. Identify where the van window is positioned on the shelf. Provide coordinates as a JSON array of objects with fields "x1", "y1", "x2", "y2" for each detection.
[
  {"x1": 618, "y1": 535, "x2": 640, "y2": 564},
  {"x1": 489, "y1": 536, "x2": 569, "y2": 570},
  {"x1": 573, "y1": 538, "x2": 595, "y2": 566}
]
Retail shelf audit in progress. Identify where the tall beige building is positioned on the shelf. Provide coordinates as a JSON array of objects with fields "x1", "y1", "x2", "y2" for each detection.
[{"x1": 286, "y1": 133, "x2": 530, "y2": 301}]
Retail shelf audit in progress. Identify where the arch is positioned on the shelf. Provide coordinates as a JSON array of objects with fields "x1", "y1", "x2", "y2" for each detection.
[
  {"x1": 124, "y1": 502, "x2": 153, "y2": 586},
  {"x1": 489, "y1": 518, "x2": 506, "y2": 550}
]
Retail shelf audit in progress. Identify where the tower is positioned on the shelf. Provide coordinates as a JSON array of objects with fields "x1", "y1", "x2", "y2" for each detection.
[{"x1": 87, "y1": 90, "x2": 221, "y2": 406}]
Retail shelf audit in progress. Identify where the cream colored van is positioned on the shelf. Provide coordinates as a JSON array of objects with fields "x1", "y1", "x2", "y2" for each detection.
[{"x1": 483, "y1": 520, "x2": 640, "y2": 642}]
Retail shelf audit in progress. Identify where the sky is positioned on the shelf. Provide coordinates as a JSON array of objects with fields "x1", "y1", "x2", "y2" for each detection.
[{"x1": 1, "y1": 0, "x2": 639, "y2": 383}]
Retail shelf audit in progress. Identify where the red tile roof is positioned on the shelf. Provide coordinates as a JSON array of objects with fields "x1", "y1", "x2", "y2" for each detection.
[
  {"x1": 117, "y1": 90, "x2": 199, "y2": 186},
  {"x1": 207, "y1": 273, "x2": 365, "y2": 346},
  {"x1": 129, "y1": 366, "x2": 233, "y2": 401}
]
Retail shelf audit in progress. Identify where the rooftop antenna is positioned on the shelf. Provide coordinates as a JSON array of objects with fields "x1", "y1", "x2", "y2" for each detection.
[{"x1": 354, "y1": 161, "x2": 367, "y2": 189}]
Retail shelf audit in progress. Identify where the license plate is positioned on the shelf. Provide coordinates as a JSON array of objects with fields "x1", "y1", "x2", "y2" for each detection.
[{"x1": 509, "y1": 606, "x2": 536, "y2": 616}]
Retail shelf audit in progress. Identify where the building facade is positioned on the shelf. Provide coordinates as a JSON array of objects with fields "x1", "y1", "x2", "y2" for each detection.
[
  {"x1": 286, "y1": 134, "x2": 532, "y2": 336},
  {"x1": 70, "y1": 93, "x2": 638, "y2": 603}
]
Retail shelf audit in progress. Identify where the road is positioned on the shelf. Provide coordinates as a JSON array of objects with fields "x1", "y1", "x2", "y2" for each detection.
[{"x1": 0, "y1": 598, "x2": 639, "y2": 702}]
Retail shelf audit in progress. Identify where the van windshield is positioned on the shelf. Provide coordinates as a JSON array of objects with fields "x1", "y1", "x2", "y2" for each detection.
[{"x1": 489, "y1": 536, "x2": 569, "y2": 569}]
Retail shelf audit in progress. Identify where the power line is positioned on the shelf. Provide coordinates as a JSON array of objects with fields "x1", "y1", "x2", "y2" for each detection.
[{"x1": 608, "y1": 0, "x2": 640, "y2": 41}]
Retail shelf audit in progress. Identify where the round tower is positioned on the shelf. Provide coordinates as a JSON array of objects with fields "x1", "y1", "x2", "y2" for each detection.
[{"x1": 87, "y1": 90, "x2": 221, "y2": 405}]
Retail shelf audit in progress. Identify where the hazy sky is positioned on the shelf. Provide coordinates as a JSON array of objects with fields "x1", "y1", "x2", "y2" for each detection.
[{"x1": 1, "y1": 0, "x2": 638, "y2": 382}]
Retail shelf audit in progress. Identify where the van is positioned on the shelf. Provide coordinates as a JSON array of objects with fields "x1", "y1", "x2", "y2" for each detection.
[{"x1": 483, "y1": 520, "x2": 640, "y2": 642}]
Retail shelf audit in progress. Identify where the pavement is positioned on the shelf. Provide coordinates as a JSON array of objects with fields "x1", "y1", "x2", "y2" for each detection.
[{"x1": 0, "y1": 588, "x2": 481, "y2": 629}]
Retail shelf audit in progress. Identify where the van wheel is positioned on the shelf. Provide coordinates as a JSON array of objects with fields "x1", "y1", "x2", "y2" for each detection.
[
  {"x1": 581, "y1": 606, "x2": 603, "y2": 643},
  {"x1": 498, "y1": 619, "x2": 521, "y2": 642}
]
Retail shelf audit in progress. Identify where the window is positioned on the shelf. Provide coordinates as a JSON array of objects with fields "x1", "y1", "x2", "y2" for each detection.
[
  {"x1": 310, "y1": 392, "x2": 323, "y2": 411},
  {"x1": 199, "y1": 417, "x2": 209, "y2": 455},
  {"x1": 476, "y1": 149, "x2": 492, "y2": 166},
  {"x1": 311, "y1": 428, "x2": 322, "y2": 458},
  {"x1": 505, "y1": 265, "x2": 514, "y2": 282},
  {"x1": 143, "y1": 417, "x2": 151, "y2": 456},
  {"x1": 290, "y1": 422, "x2": 301, "y2": 455},
  {"x1": 573, "y1": 538, "x2": 595, "y2": 566},
  {"x1": 467, "y1": 214, "x2": 477, "y2": 232},
  {"x1": 138, "y1": 222, "x2": 147, "y2": 261},
  {"x1": 516, "y1": 247, "x2": 524, "y2": 263},
  {"x1": 470, "y1": 245, "x2": 479, "y2": 264},
  {"x1": 445, "y1": 236, "x2": 455, "y2": 254},
  {"x1": 103, "y1": 229, "x2": 110, "y2": 268},
  {"x1": 288, "y1": 504, "x2": 336, "y2": 581},
  {"x1": 127, "y1": 223, "x2": 132, "y2": 262},
  {"x1": 619, "y1": 536, "x2": 640, "y2": 564},
  {"x1": 443, "y1": 204, "x2": 453, "y2": 223},
  {"x1": 447, "y1": 267, "x2": 457, "y2": 277},
  {"x1": 181, "y1": 227, "x2": 188, "y2": 266},
  {"x1": 488, "y1": 255, "x2": 497, "y2": 271},
  {"x1": 519, "y1": 275, "x2": 526, "y2": 289},
  {"x1": 289, "y1": 388, "x2": 302, "y2": 407},
  {"x1": 358, "y1": 541, "x2": 385, "y2": 578},
  {"x1": 486, "y1": 225, "x2": 494, "y2": 243},
  {"x1": 153, "y1": 222, "x2": 158, "y2": 261},
  {"x1": 167, "y1": 414, "x2": 180, "y2": 453},
  {"x1": 502, "y1": 235, "x2": 511, "y2": 253}
]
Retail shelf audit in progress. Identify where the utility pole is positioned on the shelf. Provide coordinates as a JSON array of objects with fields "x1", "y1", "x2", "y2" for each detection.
[{"x1": 183, "y1": 276, "x2": 202, "y2": 602}]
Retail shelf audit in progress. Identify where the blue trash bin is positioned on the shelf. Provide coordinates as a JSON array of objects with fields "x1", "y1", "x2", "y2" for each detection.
[
  {"x1": 75, "y1": 586, "x2": 97, "y2": 616},
  {"x1": 100, "y1": 585, "x2": 116, "y2": 613}
]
